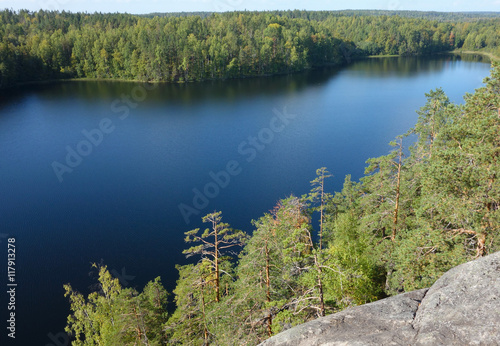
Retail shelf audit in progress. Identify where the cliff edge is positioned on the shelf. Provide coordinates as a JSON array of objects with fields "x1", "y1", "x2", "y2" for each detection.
[{"x1": 260, "y1": 251, "x2": 500, "y2": 346}]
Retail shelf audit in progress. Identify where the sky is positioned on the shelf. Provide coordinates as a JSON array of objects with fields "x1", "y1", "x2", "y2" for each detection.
[{"x1": 0, "y1": 0, "x2": 499, "y2": 14}]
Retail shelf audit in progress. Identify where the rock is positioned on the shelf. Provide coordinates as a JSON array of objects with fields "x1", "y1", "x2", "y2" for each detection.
[
  {"x1": 413, "y1": 251, "x2": 500, "y2": 345},
  {"x1": 259, "y1": 252, "x2": 500, "y2": 346},
  {"x1": 259, "y1": 289, "x2": 427, "y2": 346}
]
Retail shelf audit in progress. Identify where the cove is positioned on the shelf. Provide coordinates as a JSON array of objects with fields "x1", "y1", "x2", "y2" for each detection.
[{"x1": 0, "y1": 54, "x2": 491, "y2": 345}]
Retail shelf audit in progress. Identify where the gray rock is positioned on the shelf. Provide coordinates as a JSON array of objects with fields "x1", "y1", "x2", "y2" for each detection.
[
  {"x1": 259, "y1": 289, "x2": 427, "y2": 346},
  {"x1": 413, "y1": 252, "x2": 500, "y2": 345},
  {"x1": 259, "y1": 251, "x2": 500, "y2": 346}
]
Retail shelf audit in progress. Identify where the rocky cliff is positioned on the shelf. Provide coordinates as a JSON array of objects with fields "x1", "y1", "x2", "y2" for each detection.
[{"x1": 260, "y1": 251, "x2": 500, "y2": 346}]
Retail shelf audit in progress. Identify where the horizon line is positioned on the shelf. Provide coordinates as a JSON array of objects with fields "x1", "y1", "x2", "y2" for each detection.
[{"x1": 1, "y1": 8, "x2": 500, "y2": 15}]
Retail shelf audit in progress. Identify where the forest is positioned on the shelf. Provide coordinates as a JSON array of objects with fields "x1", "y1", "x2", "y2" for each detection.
[
  {"x1": 63, "y1": 62, "x2": 500, "y2": 345},
  {"x1": 2, "y1": 8, "x2": 498, "y2": 345},
  {"x1": 1, "y1": 9, "x2": 500, "y2": 88}
]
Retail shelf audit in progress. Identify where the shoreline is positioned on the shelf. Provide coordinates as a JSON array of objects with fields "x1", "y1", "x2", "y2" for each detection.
[
  {"x1": 7, "y1": 50, "x2": 496, "y2": 90},
  {"x1": 448, "y1": 49, "x2": 500, "y2": 61}
]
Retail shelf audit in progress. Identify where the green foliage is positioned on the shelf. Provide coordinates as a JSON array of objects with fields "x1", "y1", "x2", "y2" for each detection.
[
  {"x1": 165, "y1": 263, "x2": 212, "y2": 345},
  {"x1": 416, "y1": 62, "x2": 500, "y2": 258},
  {"x1": 355, "y1": 63, "x2": 500, "y2": 294},
  {"x1": 411, "y1": 88, "x2": 451, "y2": 159},
  {"x1": 2, "y1": 9, "x2": 500, "y2": 88},
  {"x1": 64, "y1": 264, "x2": 168, "y2": 345},
  {"x1": 166, "y1": 212, "x2": 248, "y2": 344},
  {"x1": 183, "y1": 211, "x2": 248, "y2": 303},
  {"x1": 307, "y1": 167, "x2": 333, "y2": 249},
  {"x1": 323, "y1": 212, "x2": 385, "y2": 308},
  {"x1": 387, "y1": 227, "x2": 468, "y2": 292}
]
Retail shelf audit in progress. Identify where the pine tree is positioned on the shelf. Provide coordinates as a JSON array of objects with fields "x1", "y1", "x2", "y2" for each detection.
[
  {"x1": 165, "y1": 262, "x2": 214, "y2": 345},
  {"x1": 419, "y1": 62, "x2": 500, "y2": 258},
  {"x1": 307, "y1": 167, "x2": 333, "y2": 250},
  {"x1": 183, "y1": 211, "x2": 248, "y2": 303}
]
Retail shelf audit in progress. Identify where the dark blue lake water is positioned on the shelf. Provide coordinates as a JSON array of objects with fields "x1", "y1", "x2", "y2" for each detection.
[{"x1": 0, "y1": 55, "x2": 491, "y2": 345}]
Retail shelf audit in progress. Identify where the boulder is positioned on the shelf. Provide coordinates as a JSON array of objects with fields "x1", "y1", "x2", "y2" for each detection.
[
  {"x1": 412, "y1": 251, "x2": 500, "y2": 345},
  {"x1": 259, "y1": 251, "x2": 500, "y2": 346}
]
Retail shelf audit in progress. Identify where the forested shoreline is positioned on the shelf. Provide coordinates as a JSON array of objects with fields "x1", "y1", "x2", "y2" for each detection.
[
  {"x1": 63, "y1": 63, "x2": 500, "y2": 345},
  {"x1": 3, "y1": 8, "x2": 499, "y2": 345},
  {"x1": 1, "y1": 9, "x2": 500, "y2": 88}
]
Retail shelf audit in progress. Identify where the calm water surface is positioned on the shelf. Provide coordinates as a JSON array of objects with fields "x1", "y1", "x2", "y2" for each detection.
[{"x1": 0, "y1": 55, "x2": 491, "y2": 344}]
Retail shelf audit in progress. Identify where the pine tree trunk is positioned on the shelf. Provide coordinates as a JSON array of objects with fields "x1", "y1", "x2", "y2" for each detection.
[
  {"x1": 215, "y1": 254, "x2": 220, "y2": 302},
  {"x1": 265, "y1": 240, "x2": 272, "y2": 336},
  {"x1": 477, "y1": 233, "x2": 486, "y2": 257},
  {"x1": 392, "y1": 139, "x2": 403, "y2": 241},
  {"x1": 214, "y1": 224, "x2": 220, "y2": 303},
  {"x1": 265, "y1": 242, "x2": 271, "y2": 303},
  {"x1": 319, "y1": 181, "x2": 324, "y2": 251},
  {"x1": 200, "y1": 283, "x2": 209, "y2": 345},
  {"x1": 314, "y1": 252, "x2": 325, "y2": 317}
]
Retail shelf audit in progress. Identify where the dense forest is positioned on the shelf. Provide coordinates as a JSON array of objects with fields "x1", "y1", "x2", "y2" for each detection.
[
  {"x1": 141, "y1": 10, "x2": 500, "y2": 20},
  {"x1": 1, "y1": 9, "x2": 500, "y2": 88},
  {"x1": 63, "y1": 62, "x2": 500, "y2": 345}
]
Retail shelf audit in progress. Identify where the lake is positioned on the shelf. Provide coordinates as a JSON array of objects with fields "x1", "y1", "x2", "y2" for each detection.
[{"x1": 0, "y1": 54, "x2": 492, "y2": 345}]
